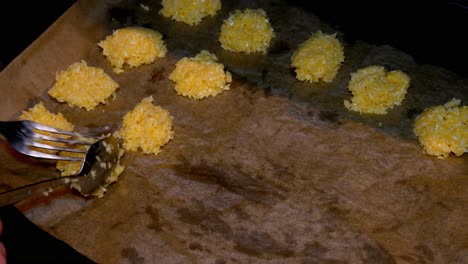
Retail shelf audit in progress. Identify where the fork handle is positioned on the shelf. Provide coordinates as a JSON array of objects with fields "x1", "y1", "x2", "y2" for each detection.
[{"x1": 0, "y1": 177, "x2": 75, "y2": 207}]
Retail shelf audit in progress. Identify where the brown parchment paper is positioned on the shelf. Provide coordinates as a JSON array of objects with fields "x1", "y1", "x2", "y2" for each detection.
[{"x1": 1, "y1": 0, "x2": 468, "y2": 263}]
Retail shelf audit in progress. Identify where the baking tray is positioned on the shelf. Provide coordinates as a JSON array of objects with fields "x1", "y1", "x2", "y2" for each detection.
[{"x1": 0, "y1": 1, "x2": 467, "y2": 263}]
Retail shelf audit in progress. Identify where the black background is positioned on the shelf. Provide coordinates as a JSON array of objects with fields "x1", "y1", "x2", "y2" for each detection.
[
  {"x1": 0, "y1": 1, "x2": 467, "y2": 77},
  {"x1": 289, "y1": 1, "x2": 468, "y2": 78},
  {"x1": 0, "y1": 0, "x2": 467, "y2": 262}
]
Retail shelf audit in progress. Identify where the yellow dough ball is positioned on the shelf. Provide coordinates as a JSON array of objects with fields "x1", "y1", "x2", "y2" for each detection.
[
  {"x1": 98, "y1": 27, "x2": 167, "y2": 74},
  {"x1": 48, "y1": 61, "x2": 119, "y2": 111},
  {"x1": 119, "y1": 96, "x2": 174, "y2": 155},
  {"x1": 219, "y1": 9, "x2": 274, "y2": 54},
  {"x1": 344, "y1": 65, "x2": 410, "y2": 114},
  {"x1": 414, "y1": 99, "x2": 467, "y2": 158},
  {"x1": 291, "y1": 31, "x2": 344, "y2": 83},
  {"x1": 169, "y1": 50, "x2": 232, "y2": 99},
  {"x1": 160, "y1": 0, "x2": 221, "y2": 26}
]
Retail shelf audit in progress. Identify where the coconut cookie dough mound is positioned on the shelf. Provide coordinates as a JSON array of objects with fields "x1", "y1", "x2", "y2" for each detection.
[
  {"x1": 19, "y1": 102, "x2": 74, "y2": 131},
  {"x1": 160, "y1": 0, "x2": 221, "y2": 26},
  {"x1": 119, "y1": 96, "x2": 174, "y2": 155},
  {"x1": 291, "y1": 31, "x2": 344, "y2": 83},
  {"x1": 169, "y1": 50, "x2": 232, "y2": 99},
  {"x1": 219, "y1": 9, "x2": 274, "y2": 54},
  {"x1": 98, "y1": 27, "x2": 167, "y2": 74},
  {"x1": 19, "y1": 102, "x2": 81, "y2": 176},
  {"x1": 344, "y1": 65, "x2": 410, "y2": 114},
  {"x1": 48, "y1": 61, "x2": 119, "y2": 111},
  {"x1": 414, "y1": 99, "x2": 467, "y2": 158}
]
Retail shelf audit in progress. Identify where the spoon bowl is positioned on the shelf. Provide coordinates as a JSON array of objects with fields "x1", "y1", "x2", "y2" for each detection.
[{"x1": 0, "y1": 136, "x2": 122, "y2": 206}]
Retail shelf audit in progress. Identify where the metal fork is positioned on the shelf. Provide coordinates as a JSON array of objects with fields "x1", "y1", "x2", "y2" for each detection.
[
  {"x1": 0, "y1": 120, "x2": 98, "y2": 161},
  {"x1": 0, "y1": 136, "x2": 120, "y2": 206}
]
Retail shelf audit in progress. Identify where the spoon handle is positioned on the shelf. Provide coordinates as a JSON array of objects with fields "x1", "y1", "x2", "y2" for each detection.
[{"x1": 0, "y1": 177, "x2": 77, "y2": 207}]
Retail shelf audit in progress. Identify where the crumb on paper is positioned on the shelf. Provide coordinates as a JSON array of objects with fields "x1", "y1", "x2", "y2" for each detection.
[
  {"x1": 70, "y1": 182, "x2": 81, "y2": 192},
  {"x1": 219, "y1": 9, "x2": 274, "y2": 54},
  {"x1": 98, "y1": 27, "x2": 167, "y2": 74},
  {"x1": 291, "y1": 31, "x2": 344, "y2": 83},
  {"x1": 169, "y1": 50, "x2": 232, "y2": 99},
  {"x1": 140, "y1": 3, "x2": 149, "y2": 11},
  {"x1": 48, "y1": 61, "x2": 119, "y2": 111},
  {"x1": 92, "y1": 185, "x2": 108, "y2": 199},
  {"x1": 414, "y1": 98, "x2": 467, "y2": 158},
  {"x1": 42, "y1": 187, "x2": 53, "y2": 197},
  {"x1": 160, "y1": 0, "x2": 221, "y2": 26},
  {"x1": 344, "y1": 65, "x2": 410, "y2": 114},
  {"x1": 118, "y1": 96, "x2": 174, "y2": 155}
]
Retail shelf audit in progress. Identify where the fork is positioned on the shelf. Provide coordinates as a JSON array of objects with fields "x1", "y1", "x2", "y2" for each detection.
[
  {"x1": 0, "y1": 120, "x2": 98, "y2": 161},
  {"x1": 0, "y1": 122, "x2": 120, "y2": 206}
]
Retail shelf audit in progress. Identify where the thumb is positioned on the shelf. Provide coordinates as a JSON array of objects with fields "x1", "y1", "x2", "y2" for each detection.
[
  {"x1": 0, "y1": 243, "x2": 6, "y2": 264},
  {"x1": 0, "y1": 219, "x2": 5, "y2": 263}
]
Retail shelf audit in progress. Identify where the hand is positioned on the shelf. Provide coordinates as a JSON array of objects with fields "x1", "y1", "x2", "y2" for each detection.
[{"x1": 0, "y1": 219, "x2": 5, "y2": 264}]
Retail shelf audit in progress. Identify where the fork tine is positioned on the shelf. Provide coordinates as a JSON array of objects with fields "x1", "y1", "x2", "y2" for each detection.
[
  {"x1": 28, "y1": 122, "x2": 77, "y2": 136},
  {"x1": 31, "y1": 131, "x2": 96, "y2": 145},
  {"x1": 32, "y1": 123, "x2": 97, "y2": 141},
  {"x1": 26, "y1": 121, "x2": 98, "y2": 144},
  {"x1": 16, "y1": 147, "x2": 84, "y2": 162},
  {"x1": 26, "y1": 140, "x2": 88, "y2": 153},
  {"x1": 1, "y1": 121, "x2": 95, "y2": 162}
]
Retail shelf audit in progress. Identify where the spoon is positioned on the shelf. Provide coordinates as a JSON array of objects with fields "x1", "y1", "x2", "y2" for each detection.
[{"x1": 0, "y1": 136, "x2": 121, "y2": 207}]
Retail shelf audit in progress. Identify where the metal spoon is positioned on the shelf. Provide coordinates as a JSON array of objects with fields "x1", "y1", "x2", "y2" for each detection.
[{"x1": 0, "y1": 136, "x2": 121, "y2": 207}]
